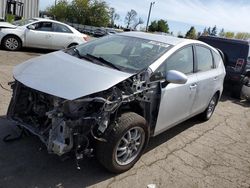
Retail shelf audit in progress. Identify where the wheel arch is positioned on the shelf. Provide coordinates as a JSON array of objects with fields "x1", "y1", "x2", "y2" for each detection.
[
  {"x1": 67, "y1": 43, "x2": 79, "y2": 48},
  {"x1": 1, "y1": 34, "x2": 23, "y2": 47}
]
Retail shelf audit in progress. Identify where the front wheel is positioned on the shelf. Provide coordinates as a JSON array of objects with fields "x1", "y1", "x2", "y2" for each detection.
[
  {"x1": 96, "y1": 112, "x2": 149, "y2": 173},
  {"x1": 200, "y1": 94, "x2": 218, "y2": 121},
  {"x1": 3, "y1": 36, "x2": 21, "y2": 51}
]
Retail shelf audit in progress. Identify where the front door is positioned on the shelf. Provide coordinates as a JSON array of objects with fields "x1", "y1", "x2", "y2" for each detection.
[
  {"x1": 153, "y1": 46, "x2": 197, "y2": 136},
  {"x1": 25, "y1": 21, "x2": 53, "y2": 49}
]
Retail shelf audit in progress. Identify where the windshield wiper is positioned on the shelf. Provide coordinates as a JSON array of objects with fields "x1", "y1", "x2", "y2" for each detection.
[{"x1": 83, "y1": 53, "x2": 120, "y2": 71}]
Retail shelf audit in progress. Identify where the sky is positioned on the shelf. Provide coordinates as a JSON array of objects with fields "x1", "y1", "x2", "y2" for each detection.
[{"x1": 40, "y1": 0, "x2": 250, "y2": 35}]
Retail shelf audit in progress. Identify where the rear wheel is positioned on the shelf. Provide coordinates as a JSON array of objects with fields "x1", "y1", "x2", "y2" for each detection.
[
  {"x1": 96, "y1": 112, "x2": 149, "y2": 173},
  {"x1": 3, "y1": 35, "x2": 21, "y2": 51},
  {"x1": 200, "y1": 94, "x2": 218, "y2": 121}
]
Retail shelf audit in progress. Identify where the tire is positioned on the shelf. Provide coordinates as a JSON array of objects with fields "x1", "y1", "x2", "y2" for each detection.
[
  {"x1": 96, "y1": 112, "x2": 149, "y2": 173},
  {"x1": 241, "y1": 76, "x2": 250, "y2": 100},
  {"x1": 200, "y1": 94, "x2": 218, "y2": 121},
  {"x1": 3, "y1": 35, "x2": 21, "y2": 51}
]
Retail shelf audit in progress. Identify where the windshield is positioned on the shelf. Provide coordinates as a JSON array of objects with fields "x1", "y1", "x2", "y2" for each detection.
[
  {"x1": 67, "y1": 35, "x2": 171, "y2": 73},
  {"x1": 12, "y1": 18, "x2": 37, "y2": 26}
]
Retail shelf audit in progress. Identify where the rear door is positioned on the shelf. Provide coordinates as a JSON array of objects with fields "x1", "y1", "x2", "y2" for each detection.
[
  {"x1": 154, "y1": 45, "x2": 198, "y2": 135},
  {"x1": 50, "y1": 23, "x2": 75, "y2": 49},
  {"x1": 191, "y1": 45, "x2": 218, "y2": 114}
]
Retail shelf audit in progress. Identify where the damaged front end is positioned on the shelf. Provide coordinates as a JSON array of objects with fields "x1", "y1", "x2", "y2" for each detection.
[{"x1": 7, "y1": 70, "x2": 161, "y2": 160}]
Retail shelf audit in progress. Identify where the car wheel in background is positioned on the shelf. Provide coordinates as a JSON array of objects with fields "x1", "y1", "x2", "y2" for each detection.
[
  {"x1": 3, "y1": 35, "x2": 21, "y2": 51},
  {"x1": 96, "y1": 112, "x2": 149, "y2": 173},
  {"x1": 241, "y1": 76, "x2": 250, "y2": 101}
]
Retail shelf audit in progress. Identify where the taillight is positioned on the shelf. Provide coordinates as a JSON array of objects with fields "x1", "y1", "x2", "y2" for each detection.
[
  {"x1": 235, "y1": 58, "x2": 245, "y2": 71},
  {"x1": 83, "y1": 35, "x2": 89, "y2": 41}
]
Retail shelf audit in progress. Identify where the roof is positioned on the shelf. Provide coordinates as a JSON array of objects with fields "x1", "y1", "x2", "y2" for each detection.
[
  {"x1": 119, "y1": 31, "x2": 190, "y2": 46},
  {"x1": 199, "y1": 35, "x2": 250, "y2": 45},
  {"x1": 33, "y1": 18, "x2": 67, "y2": 25}
]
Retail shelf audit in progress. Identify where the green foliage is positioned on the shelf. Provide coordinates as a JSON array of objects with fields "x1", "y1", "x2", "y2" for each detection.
[
  {"x1": 6, "y1": 14, "x2": 15, "y2": 23},
  {"x1": 224, "y1": 32, "x2": 235, "y2": 38},
  {"x1": 235, "y1": 32, "x2": 250, "y2": 40},
  {"x1": 185, "y1": 26, "x2": 196, "y2": 39},
  {"x1": 47, "y1": 0, "x2": 70, "y2": 22},
  {"x1": 47, "y1": 0, "x2": 110, "y2": 27},
  {"x1": 148, "y1": 19, "x2": 169, "y2": 33}
]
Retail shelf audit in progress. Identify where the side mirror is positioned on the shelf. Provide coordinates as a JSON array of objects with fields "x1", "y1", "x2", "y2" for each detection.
[
  {"x1": 166, "y1": 70, "x2": 188, "y2": 84},
  {"x1": 27, "y1": 25, "x2": 35, "y2": 30}
]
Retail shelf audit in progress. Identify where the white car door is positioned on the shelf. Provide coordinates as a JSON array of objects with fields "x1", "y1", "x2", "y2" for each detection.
[
  {"x1": 153, "y1": 46, "x2": 198, "y2": 136},
  {"x1": 49, "y1": 23, "x2": 75, "y2": 49},
  {"x1": 191, "y1": 45, "x2": 219, "y2": 114},
  {"x1": 25, "y1": 21, "x2": 52, "y2": 49}
]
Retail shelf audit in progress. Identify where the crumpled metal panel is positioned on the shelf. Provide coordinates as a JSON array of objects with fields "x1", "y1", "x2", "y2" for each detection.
[{"x1": 13, "y1": 51, "x2": 133, "y2": 100}]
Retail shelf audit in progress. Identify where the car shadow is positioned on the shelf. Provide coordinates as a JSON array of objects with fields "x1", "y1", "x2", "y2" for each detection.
[
  {"x1": 0, "y1": 47, "x2": 55, "y2": 54},
  {"x1": 146, "y1": 117, "x2": 200, "y2": 152},
  {"x1": 220, "y1": 89, "x2": 250, "y2": 108},
  {"x1": 0, "y1": 114, "x2": 201, "y2": 188}
]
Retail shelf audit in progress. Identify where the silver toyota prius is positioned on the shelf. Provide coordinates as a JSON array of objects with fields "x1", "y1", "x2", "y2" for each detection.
[{"x1": 6, "y1": 32, "x2": 226, "y2": 173}]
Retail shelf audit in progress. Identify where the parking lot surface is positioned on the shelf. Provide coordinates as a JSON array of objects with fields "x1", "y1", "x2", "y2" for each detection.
[{"x1": 0, "y1": 49, "x2": 250, "y2": 188}]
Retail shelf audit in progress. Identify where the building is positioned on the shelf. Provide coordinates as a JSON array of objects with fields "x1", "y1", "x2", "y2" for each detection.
[{"x1": 0, "y1": 0, "x2": 39, "y2": 20}]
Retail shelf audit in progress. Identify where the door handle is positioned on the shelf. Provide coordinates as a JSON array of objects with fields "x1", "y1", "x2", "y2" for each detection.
[
  {"x1": 189, "y1": 83, "x2": 197, "y2": 89},
  {"x1": 213, "y1": 76, "x2": 218, "y2": 81}
]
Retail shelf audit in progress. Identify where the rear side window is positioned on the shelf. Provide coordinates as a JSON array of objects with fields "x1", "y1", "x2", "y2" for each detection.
[
  {"x1": 32, "y1": 22, "x2": 53, "y2": 32},
  {"x1": 196, "y1": 46, "x2": 213, "y2": 71},
  {"x1": 53, "y1": 23, "x2": 72, "y2": 33},
  {"x1": 212, "y1": 50, "x2": 222, "y2": 68}
]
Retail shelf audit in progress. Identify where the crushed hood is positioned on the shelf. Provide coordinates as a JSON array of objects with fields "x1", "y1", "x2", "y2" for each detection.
[
  {"x1": 13, "y1": 51, "x2": 133, "y2": 100},
  {"x1": 0, "y1": 22, "x2": 17, "y2": 29}
]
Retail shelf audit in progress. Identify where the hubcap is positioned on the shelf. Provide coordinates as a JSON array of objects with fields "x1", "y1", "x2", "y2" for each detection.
[
  {"x1": 207, "y1": 96, "x2": 216, "y2": 118},
  {"x1": 115, "y1": 127, "x2": 145, "y2": 166},
  {"x1": 5, "y1": 38, "x2": 19, "y2": 50}
]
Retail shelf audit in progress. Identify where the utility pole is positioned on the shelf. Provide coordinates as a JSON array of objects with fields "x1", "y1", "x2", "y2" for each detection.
[
  {"x1": 146, "y1": 2, "x2": 155, "y2": 32},
  {"x1": 55, "y1": 0, "x2": 57, "y2": 6}
]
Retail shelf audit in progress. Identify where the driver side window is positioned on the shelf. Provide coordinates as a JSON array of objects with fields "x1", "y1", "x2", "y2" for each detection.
[
  {"x1": 150, "y1": 46, "x2": 194, "y2": 81},
  {"x1": 31, "y1": 22, "x2": 53, "y2": 32}
]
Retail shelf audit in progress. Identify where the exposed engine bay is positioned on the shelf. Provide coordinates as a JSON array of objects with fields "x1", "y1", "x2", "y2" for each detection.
[{"x1": 7, "y1": 70, "x2": 161, "y2": 161}]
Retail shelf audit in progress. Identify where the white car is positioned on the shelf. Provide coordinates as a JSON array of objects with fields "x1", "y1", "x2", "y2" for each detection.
[
  {"x1": 6, "y1": 32, "x2": 225, "y2": 173},
  {"x1": 0, "y1": 18, "x2": 87, "y2": 51}
]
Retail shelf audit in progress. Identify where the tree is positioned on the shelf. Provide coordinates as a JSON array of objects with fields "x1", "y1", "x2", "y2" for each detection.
[
  {"x1": 157, "y1": 20, "x2": 169, "y2": 33},
  {"x1": 185, "y1": 26, "x2": 196, "y2": 39},
  {"x1": 109, "y1": 7, "x2": 120, "y2": 28},
  {"x1": 88, "y1": 0, "x2": 110, "y2": 27},
  {"x1": 207, "y1": 27, "x2": 211, "y2": 35},
  {"x1": 148, "y1": 19, "x2": 169, "y2": 33},
  {"x1": 125, "y1": 9, "x2": 137, "y2": 28},
  {"x1": 47, "y1": 0, "x2": 70, "y2": 21},
  {"x1": 133, "y1": 17, "x2": 144, "y2": 30},
  {"x1": 211, "y1": 25, "x2": 217, "y2": 36},
  {"x1": 219, "y1": 28, "x2": 225, "y2": 37},
  {"x1": 235, "y1": 32, "x2": 250, "y2": 40},
  {"x1": 202, "y1": 27, "x2": 209, "y2": 36},
  {"x1": 225, "y1": 32, "x2": 235, "y2": 38},
  {"x1": 47, "y1": 0, "x2": 110, "y2": 27}
]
